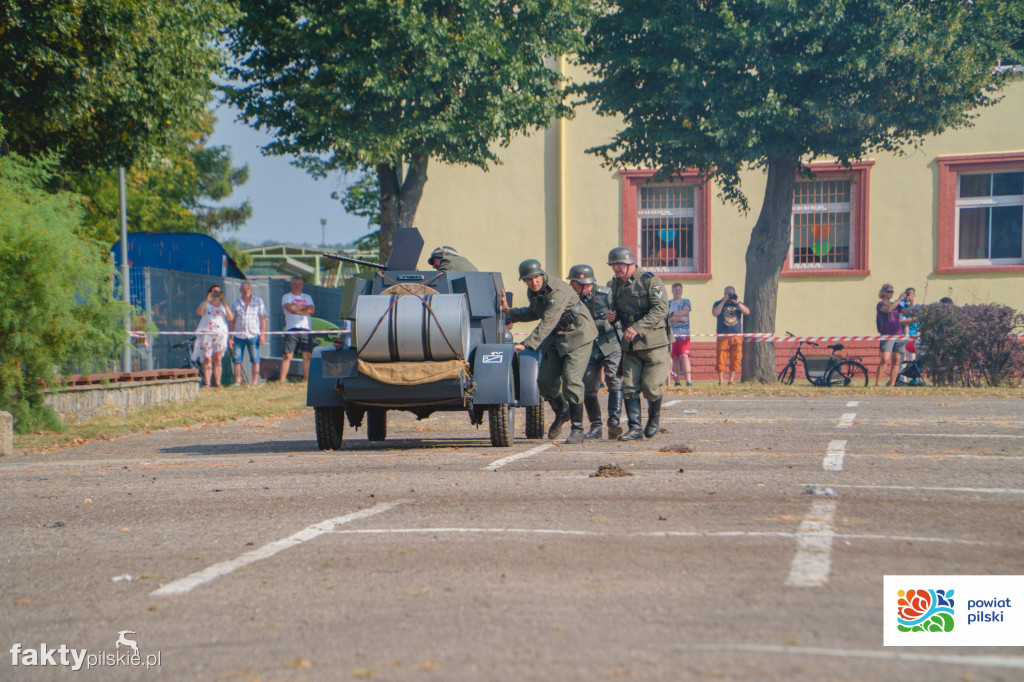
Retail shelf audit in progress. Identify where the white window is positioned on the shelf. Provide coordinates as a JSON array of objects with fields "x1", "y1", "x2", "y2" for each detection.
[{"x1": 955, "y1": 171, "x2": 1024, "y2": 265}]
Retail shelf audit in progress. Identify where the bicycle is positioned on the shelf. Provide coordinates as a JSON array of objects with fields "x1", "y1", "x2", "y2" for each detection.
[{"x1": 777, "y1": 332, "x2": 870, "y2": 387}]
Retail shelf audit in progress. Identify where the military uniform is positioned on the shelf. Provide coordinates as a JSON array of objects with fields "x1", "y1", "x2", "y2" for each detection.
[
  {"x1": 579, "y1": 284, "x2": 623, "y2": 438},
  {"x1": 428, "y1": 246, "x2": 478, "y2": 272},
  {"x1": 508, "y1": 276, "x2": 597, "y2": 405},
  {"x1": 608, "y1": 249, "x2": 671, "y2": 440}
]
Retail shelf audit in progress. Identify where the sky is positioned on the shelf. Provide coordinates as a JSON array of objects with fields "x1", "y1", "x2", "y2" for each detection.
[{"x1": 207, "y1": 103, "x2": 372, "y2": 248}]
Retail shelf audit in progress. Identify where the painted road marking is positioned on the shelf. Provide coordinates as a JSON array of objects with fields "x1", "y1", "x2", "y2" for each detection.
[
  {"x1": 484, "y1": 443, "x2": 554, "y2": 471},
  {"x1": 805, "y1": 483, "x2": 1024, "y2": 495},
  {"x1": 823, "y1": 440, "x2": 846, "y2": 471},
  {"x1": 837, "y1": 413, "x2": 856, "y2": 428},
  {"x1": 846, "y1": 401, "x2": 860, "y2": 408},
  {"x1": 675, "y1": 644, "x2": 1024, "y2": 670},
  {"x1": 663, "y1": 400, "x2": 682, "y2": 408},
  {"x1": 884, "y1": 433, "x2": 1024, "y2": 439},
  {"x1": 785, "y1": 499, "x2": 837, "y2": 587},
  {"x1": 151, "y1": 501, "x2": 406, "y2": 597}
]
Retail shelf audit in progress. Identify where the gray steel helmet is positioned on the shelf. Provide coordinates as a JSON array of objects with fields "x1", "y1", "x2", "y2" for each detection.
[
  {"x1": 607, "y1": 246, "x2": 636, "y2": 265},
  {"x1": 567, "y1": 264, "x2": 596, "y2": 284},
  {"x1": 518, "y1": 258, "x2": 545, "y2": 279},
  {"x1": 429, "y1": 245, "x2": 458, "y2": 261}
]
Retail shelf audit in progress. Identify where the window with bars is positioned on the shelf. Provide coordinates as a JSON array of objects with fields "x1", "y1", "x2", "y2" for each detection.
[
  {"x1": 638, "y1": 184, "x2": 696, "y2": 272},
  {"x1": 790, "y1": 179, "x2": 852, "y2": 269},
  {"x1": 956, "y1": 171, "x2": 1024, "y2": 264},
  {"x1": 619, "y1": 169, "x2": 711, "y2": 278}
]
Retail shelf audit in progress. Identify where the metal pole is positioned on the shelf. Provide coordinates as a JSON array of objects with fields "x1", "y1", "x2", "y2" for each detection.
[
  {"x1": 119, "y1": 167, "x2": 132, "y2": 373},
  {"x1": 321, "y1": 217, "x2": 327, "y2": 248}
]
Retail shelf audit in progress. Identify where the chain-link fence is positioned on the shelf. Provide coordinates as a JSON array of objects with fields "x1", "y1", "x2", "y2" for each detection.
[{"x1": 121, "y1": 267, "x2": 347, "y2": 377}]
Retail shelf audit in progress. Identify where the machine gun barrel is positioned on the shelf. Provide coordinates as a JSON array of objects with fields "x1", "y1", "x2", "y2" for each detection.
[{"x1": 323, "y1": 252, "x2": 387, "y2": 270}]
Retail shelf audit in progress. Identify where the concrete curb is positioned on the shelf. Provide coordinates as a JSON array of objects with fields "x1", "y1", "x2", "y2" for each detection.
[{"x1": 0, "y1": 410, "x2": 12, "y2": 457}]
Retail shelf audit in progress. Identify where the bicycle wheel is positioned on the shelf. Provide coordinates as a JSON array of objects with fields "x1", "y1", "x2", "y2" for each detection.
[
  {"x1": 826, "y1": 361, "x2": 869, "y2": 387},
  {"x1": 777, "y1": 362, "x2": 796, "y2": 386}
]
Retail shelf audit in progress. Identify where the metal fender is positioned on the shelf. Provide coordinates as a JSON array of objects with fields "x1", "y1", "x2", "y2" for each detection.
[
  {"x1": 469, "y1": 344, "x2": 516, "y2": 405},
  {"x1": 514, "y1": 347, "x2": 541, "y2": 407},
  {"x1": 305, "y1": 345, "x2": 352, "y2": 407}
]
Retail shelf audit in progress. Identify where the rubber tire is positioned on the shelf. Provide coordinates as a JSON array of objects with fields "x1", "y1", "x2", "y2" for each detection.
[
  {"x1": 524, "y1": 404, "x2": 545, "y2": 439},
  {"x1": 826, "y1": 361, "x2": 870, "y2": 387},
  {"x1": 489, "y1": 405, "x2": 513, "y2": 447},
  {"x1": 367, "y1": 409, "x2": 387, "y2": 441},
  {"x1": 314, "y1": 406, "x2": 345, "y2": 450},
  {"x1": 777, "y1": 363, "x2": 796, "y2": 386}
]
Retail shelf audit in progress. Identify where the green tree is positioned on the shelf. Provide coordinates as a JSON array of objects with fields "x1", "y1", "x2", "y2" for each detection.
[
  {"x1": 0, "y1": 0, "x2": 236, "y2": 171},
  {"x1": 65, "y1": 113, "x2": 252, "y2": 245},
  {"x1": 0, "y1": 143, "x2": 128, "y2": 432},
  {"x1": 225, "y1": 0, "x2": 594, "y2": 262},
  {"x1": 579, "y1": 0, "x2": 1022, "y2": 381}
]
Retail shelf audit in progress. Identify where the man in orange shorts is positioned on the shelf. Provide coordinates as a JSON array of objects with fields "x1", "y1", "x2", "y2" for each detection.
[{"x1": 711, "y1": 286, "x2": 749, "y2": 385}]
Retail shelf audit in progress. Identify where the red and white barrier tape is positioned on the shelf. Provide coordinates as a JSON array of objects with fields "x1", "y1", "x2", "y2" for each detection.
[{"x1": 129, "y1": 329, "x2": 350, "y2": 339}]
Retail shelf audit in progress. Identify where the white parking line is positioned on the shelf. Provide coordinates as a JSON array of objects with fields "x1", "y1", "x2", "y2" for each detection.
[
  {"x1": 663, "y1": 400, "x2": 682, "y2": 408},
  {"x1": 823, "y1": 440, "x2": 846, "y2": 471},
  {"x1": 484, "y1": 443, "x2": 554, "y2": 471},
  {"x1": 675, "y1": 644, "x2": 1024, "y2": 670},
  {"x1": 151, "y1": 501, "x2": 406, "y2": 597},
  {"x1": 785, "y1": 499, "x2": 837, "y2": 587},
  {"x1": 836, "y1": 413, "x2": 856, "y2": 428},
  {"x1": 846, "y1": 401, "x2": 860, "y2": 408},
  {"x1": 885, "y1": 433, "x2": 1024, "y2": 439},
  {"x1": 806, "y1": 483, "x2": 1024, "y2": 495}
]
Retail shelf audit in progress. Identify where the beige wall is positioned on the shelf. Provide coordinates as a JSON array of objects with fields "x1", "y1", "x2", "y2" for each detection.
[{"x1": 417, "y1": 77, "x2": 1024, "y2": 338}]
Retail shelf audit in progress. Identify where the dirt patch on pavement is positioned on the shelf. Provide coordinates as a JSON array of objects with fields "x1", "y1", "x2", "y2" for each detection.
[{"x1": 590, "y1": 464, "x2": 634, "y2": 478}]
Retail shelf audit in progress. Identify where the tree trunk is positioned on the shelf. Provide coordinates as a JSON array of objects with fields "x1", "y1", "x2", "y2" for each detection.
[
  {"x1": 376, "y1": 155, "x2": 429, "y2": 264},
  {"x1": 741, "y1": 156, "x2": 799, "y2": 383}
]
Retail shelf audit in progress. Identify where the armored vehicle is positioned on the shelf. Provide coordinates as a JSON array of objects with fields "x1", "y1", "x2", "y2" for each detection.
[{"x1": 306, "y1": 228, "x2": 544, "y2": 448}]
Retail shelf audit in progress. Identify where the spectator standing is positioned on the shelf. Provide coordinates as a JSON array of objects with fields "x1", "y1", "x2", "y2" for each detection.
[
  {"x1": 711, "y1": 286, "x2": 749, "y2": 386},
  {"x1": 279, "y1": 277, "x2": 315, "y2": 382},
  {"x1": 875, "y1": 283, "x2": 907, "y2": 386},
  {"x1": 192, "y1": 284, "x2": 234, "y2": 388},
  {"x1": 667, "y1": 283, "x2": 692, "y2": 387},
  {"x1": 605, "y1": 246, "x2": 671, "y2": 441},
  {"x1": 501, "y1": 259, "x2": 598, "y2": 444},
  {"x1": 898, "y1": 287, "x2": 920, "y2": 359},
  {"x1": 567, "y1": 264, "x2": 623, "y2": 440},
  {"x1": 230, "y1": 282, "x2": 267, "y2": 386}
]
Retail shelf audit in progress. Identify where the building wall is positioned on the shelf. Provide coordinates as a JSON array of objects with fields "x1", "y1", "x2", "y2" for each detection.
[{"x1": 417, "y1": 76, "x2": 1024, "y2": 340}]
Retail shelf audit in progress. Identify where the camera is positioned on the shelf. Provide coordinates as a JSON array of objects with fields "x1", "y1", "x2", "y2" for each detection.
[{"x1": 728, "y1": 293, "x2": 738, "y2": 301}]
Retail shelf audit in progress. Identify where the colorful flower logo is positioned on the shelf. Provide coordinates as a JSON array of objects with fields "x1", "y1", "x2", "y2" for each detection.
[{"x1": 897, "y1": 588, "x2": 955, "y2": 632}]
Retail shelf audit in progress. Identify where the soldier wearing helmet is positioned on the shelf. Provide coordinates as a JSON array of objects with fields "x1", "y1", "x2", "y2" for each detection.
[
  {"x1": 567, "y1": 263, "x2": 623, "y2": 439},
  {"x1": 605, "y1": 246, "x2": 671, "y2": 440},
  {"x1": 427, "y1": 245, "x2": 478, "y2": 272},
  {"x1": 500, "y1": 259, "x2": 597, "y2": 444}
]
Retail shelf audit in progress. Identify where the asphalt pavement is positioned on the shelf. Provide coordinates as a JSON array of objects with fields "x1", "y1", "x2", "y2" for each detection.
[{"x1": 1, "y1": 394, "x2": 1022, "y2": 680}]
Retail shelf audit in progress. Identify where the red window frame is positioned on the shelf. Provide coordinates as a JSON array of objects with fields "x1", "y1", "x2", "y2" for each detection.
[
  {"x1": 936, "y1": 151, "x2": 1024, "y2": 274},
  {"x1": 782, "y1": 161, "x2": 872, "y2": 277},
  {"x1": 619, "y1": 169, "x2": 712, "y2": 279}
]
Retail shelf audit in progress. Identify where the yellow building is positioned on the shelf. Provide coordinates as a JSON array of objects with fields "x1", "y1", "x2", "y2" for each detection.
[{"x1": 416, "y1": 74, "x2": 1024, "y2": 341}]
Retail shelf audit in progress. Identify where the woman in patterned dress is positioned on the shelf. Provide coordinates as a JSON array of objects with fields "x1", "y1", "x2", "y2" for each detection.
[{"x1": 192, "y1": 284, "x2": 234, "y2": 388}]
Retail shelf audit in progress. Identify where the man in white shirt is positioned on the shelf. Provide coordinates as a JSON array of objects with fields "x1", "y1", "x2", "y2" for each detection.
[
  {"x1": 279, "y1": 277, "x2": 315, "y2": 382},
  {"x1": 230, "y1": 282, "x2": 267, "y2": 385}
]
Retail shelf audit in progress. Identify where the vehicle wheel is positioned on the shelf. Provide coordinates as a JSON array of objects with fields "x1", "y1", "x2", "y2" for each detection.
[
  {"x1": 367, "y1": 409, "x2": 387, "y2": 441},
  {"x1": 826, "y1": 361, "x2": 869, "y2": 387},
  {"x1": 314, "y1": 406, "x2": 345, "y2": 450},
  {"x1": 524, "y1": 404, "x2": 545, "y2": 439},
  {"x1": 777, "y1": 363, "x2": 796, "y2": 386},
  {"x1": 489, "y1": 405, "x2": 513, "y2": 447}
]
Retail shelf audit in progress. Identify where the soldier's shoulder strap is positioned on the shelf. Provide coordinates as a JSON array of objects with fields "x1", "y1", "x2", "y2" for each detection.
[
  {"x1": 641, "y1": 270, "x2": 655, "y2": 279},
  {"x1": 595, "y1": 285, "x2": 611, "y2": 295}
]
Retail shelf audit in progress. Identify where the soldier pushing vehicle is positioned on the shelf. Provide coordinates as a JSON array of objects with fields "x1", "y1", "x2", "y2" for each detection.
[
  {"x1": 501, "y1": 259, "x2": 598, "y2": 444},
  {"x1": 605, "y1": 247, "x2": 671, "y2": 441},
  {"x1": 567, "y1": 264, "x2": 623, "y2": 439}
]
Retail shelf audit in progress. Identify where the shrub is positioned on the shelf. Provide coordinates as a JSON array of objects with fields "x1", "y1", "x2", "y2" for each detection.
[{"x1": 917, "y1": 302, "x2": 1024, "y2": 387}]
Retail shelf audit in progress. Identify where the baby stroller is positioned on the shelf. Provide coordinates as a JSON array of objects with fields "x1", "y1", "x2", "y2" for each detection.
[{"x1": 895, "y1": 338, "x2": 926, "y2": 386}]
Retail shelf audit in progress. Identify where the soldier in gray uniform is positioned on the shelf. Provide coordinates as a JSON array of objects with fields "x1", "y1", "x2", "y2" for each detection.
[
  {"x1": 605, "y1": 247, "x2": 671, "y2": 440},
  {"x1": 567, "y1": 264, "x2": 623, "y2": 439},
  {"x1": 501, "y1": 259, "x2": 598, "y2": 444},
  {"x1": 427, "y1": 245, "x2": 478, "y2": 272}
]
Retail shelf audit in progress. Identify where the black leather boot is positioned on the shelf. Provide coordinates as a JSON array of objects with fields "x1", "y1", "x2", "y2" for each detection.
[
  {"x1": 583, "y1": 394, "x2": 602, "y2": 439},
  {"x1": 607, "y1": 389, "x2": 623, "y2": 439},
  {"x1": 565, "y1": 402, "x2": 585, "y2": 444},
  {"x1": 643, "y1": 397, "x2": 663, "y2": 439},
  {"x1": 618, "y1": 397, "x2": 644, "y2": 441},
  {"x1": 547, "y1": 395, "x2": 569, "y2": 439}
]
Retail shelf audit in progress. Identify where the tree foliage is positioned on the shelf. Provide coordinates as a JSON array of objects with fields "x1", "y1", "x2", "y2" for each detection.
[
  {"x1": 225, "y1": 0, "x2": 594, "y2": 260},
  {"x1": 0, "y1": 143, "x2": 128, "y2": 432},
  {"x1": 579, "y1": 0, "x2": 1023, "y2": 381},
  {"x1": 0, "y1": 0, "x2": 236, "y2": 171}
]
